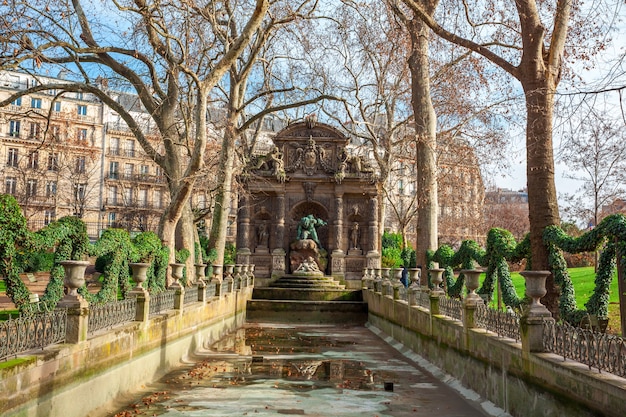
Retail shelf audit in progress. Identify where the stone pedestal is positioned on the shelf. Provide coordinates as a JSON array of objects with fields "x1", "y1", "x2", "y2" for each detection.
[
  {"x1": 130, "y1": 288, "x2": 150, "y2": 322},
  {"x1": 330, "y1": 249, "x2": 345, "y2": 276},
  {"x1": 520, "y1": 270, "x2": 553, "y2": 353},
  {"x1": 272, "y1": 248, "x2": 286, "y2": 278}
]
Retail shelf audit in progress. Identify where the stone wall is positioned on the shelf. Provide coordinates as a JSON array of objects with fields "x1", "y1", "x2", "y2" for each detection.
[
  {"x1": 364, "y1": 290, "x2": 626, "y2": 417},
  {"x1": 1, "y1": 288, "x2": 252, "y2": 417}
]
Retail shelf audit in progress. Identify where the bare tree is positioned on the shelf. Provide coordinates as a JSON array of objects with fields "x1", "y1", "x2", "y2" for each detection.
[
  {"x1": 0, "y1": 0, "x2": 269, "y2": 272},
  {"x1": 400, "y1": 0, "x2": 618, "y2": 314},
  {"x1": 205, "y1": 0, "x2": 337, "y2": 264},
  {"x1": 559, "y1": 110, "x2": 626, "y2": 228}
]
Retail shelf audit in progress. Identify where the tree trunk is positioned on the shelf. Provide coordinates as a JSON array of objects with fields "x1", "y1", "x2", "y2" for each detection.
[
  {"x1": 207, "y1": 124, "x2": 237, "y2": 265},
  {"x1": 176, "y1": 203, "x2": 197, "y2": 283},
  {"x1": 522, "y1": 78, "x2": 561, "y2": 315},
  {"x1": 408, "y1": 17, "x2": 438, "y2": 274}
]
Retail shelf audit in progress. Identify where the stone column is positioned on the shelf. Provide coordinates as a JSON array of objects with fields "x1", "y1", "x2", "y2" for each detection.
[
  {"x1": 333, "y1": 194, "x2": 344, "y2": 252},
  {"x1": 275, "y1": 193, "x2": 286, "y2": 248},
  {"x1": 368, "y1": 195, "x2": 378, "y2": 253},
  {"x1": 237, "y1": 195, "x2": 251, "y2": 251},
  {"x1": 331, "y1": 193, "x2": 345, "y2": 276},
  {"x1": 272, "y1": 192, "x2": 287, "y2": 277}
]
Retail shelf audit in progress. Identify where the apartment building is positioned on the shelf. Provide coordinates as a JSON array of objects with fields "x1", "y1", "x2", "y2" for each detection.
[{"x1": 0, "y1": 71, "x2": 105, "y2": 237}]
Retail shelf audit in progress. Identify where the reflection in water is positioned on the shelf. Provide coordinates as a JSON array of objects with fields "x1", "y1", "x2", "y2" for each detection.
[{"x1": 110, "y1": 324, "x2": 488, "y2": 417}]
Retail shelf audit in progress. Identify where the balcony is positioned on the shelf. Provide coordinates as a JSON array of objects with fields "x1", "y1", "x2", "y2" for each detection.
[{"x1": 105, "y1": 171, "x2": 166, "y2": 184}]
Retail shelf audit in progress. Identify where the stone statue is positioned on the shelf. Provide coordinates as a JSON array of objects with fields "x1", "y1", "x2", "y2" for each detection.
[
  {"x1": 350, "y1": 222, "x2": 360, "y2": 249},
  {"x1": 257, "y1": 221, "x2": 269, "y2": 247},
  {"x1": 296, "y1": 214, "x2": 327, "y2": 249},
  {"x1": 294, "y1": 256, "x2": 321, "y2": 273}
]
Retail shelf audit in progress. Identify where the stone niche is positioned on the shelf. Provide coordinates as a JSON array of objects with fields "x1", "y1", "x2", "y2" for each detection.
[{"x1": 237, "y1": 121, "x2": 380, "y2": 288}]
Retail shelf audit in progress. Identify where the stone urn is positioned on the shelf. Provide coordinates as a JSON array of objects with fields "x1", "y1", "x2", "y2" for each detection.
[
  {"x1": 429, "y1": 268, "x2": 445, "y2": 295},
  {"x1": 170, "y1": 262, "x2": 185, "y2": 288},
  {"x1": 408, "y1": 268, "x2": 421, "y2": 288},
  {"x1": 520, "y1": 270, "x2": 552, "y2": 316},
  {"x1": 212, "y1": 264, "x2": 223, "y2": 282},
  {"x1": 195, "y1": 263, "x2": 207, "y2": 282},
  {"x1": 60, "y1": 260, "x2": 90, "y2": 297},
  {"x1": 129, "y1": 262, "x2": 150, "y2": 290},
  {"x1": 460, "y1": 269, "x2": 483, "y2": 305}
]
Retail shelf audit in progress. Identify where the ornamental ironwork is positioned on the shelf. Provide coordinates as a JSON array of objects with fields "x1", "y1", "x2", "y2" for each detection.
[
  {"x1": 474, "y1": 304, "x2": 520, "y2": 341},
  {"x1": 416, "y1": 291, "x2": 431, "y2": 310},
  {"x1": 184, "y1": 286, "x2": 199, "y2": 305},
  {"x1": 149, "y1": 290, "x2": 176, "y2": 316},
  {"x1": 88, "y1": 298, "x2": 137, "y2": 334},
  {"x1": 205, "y1": 283, "x2": 216, "y2": 299},
  {"x1": 1, "y1": 309, "x2": 67, "y2": 361},
  {"x1": 439, "y1": 296, "x2": 463, "y2": 321},
  {"x1": 543, "y1": 320, "x2": 626, "y2": 378}
]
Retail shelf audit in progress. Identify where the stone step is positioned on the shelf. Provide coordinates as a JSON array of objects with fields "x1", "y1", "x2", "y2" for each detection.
[
  {"x1": 252, "y1": 288, "x2": 362, "y2": 301},
  {"x1": 246, "y1": 299, "x2": 368, "y2": 324}
]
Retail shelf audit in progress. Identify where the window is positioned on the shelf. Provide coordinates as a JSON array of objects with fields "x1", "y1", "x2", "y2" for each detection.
[
  {"x1": 44, "y1": 210, "x2": 56, "y2": 225},
  {"x1": 29, "y1": 122, "x2": 41, "y2": 139},
  {"x1": 124, "y1": 163, "x2": 134, "y2": 179},
  {"x1": 110, "y1": 137, "x2": 120, "y2": 155},
  {"x1": 11, "y1": 97, "x2": 21, "y2": 106},
  {"x1": 5, "y1": 177, "x2": 17, "y2": 194},
  {"x1": 47, "y1": 153, "x2": 59, "y2": 171},
  {"x1": 53, "y1": 101, "x2": 61, "y2": 112},
  {"x1": 138, "y1": 188, "x2": 148, "y2": 207},
  {"x1": 140, "y1": 165, "x2": 149, "y2": 177},
  {"x1": 398, "y1": 179, "x2": 404, "y2": 194},
  {"x1": 77, "y1": 104, "x2": 87, "y2": 116},
  {"x1": 109, "y1": 161, "x2": 119, "y2": 179},
  {"x1": 26, "y1": 179, "x2": 37, "y2": 197},
  {"x1": 7, "y1": 148, "x2": 18, "y2": 167},
  {"x1": 28, "y1": 151, "x2": 39, "y2": 169},
  {"x1": 75, "y1": 183, "x2": 86, "y2": 201},
  {"x1": 9, "y1": 120, "x2": 20, "y2": 137},
  {"x1": 154, "y1": 189, "x2": 162, "y2": 208},
  {"x1": 107, "y1": 212, "x2": 117, "y2": 228},
  {"x1": 124, "y1": 187, "x2": 133, "y2": 204},
  {"x1": 77, "y1": 128, "x2": 88, "y2": 141},
  {"x1": 108, "y1": 186, "x2": 118, "y2": 205},
  {"x1": 51, "y1": 124, "x2": 61, "y2": 140},
  {"x1": 46, "y1": 181, "x2": 57, "y2": 197},
  {"x1": 31, "y1": 98, "x2": 42, "y2": 109},
  {"x1": 124, "y1": 140, "x2": 135, "y2": 157},
  {"x1": 75, "y1": 156, "x2": 86, "y2": 173},
  {"x1": 76, "y1": 92, "x2": 84, "y2": 100}
]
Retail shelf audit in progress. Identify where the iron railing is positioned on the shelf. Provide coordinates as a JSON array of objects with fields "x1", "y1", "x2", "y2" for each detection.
[
  {"x1": 415, "y1": 289, "x2": 431, "y2": 310},
  {"x1": 88, "y1": 298, "x2": 137, "y2": 334},
  {"x1": 205, "y1": 282, "x2": 216, "y2": 299},
  {"x1": 183, "y1": 286, "x2": 199, "y2": 305},
  {"x1": 0, "y1": 310, "x2": 67, "y2": 361},
  {"x1": 438, "y1": 296, "x2": 463, "y2": 321},
  {"x1": 149, "y1": 290, "x2": 176, "y2": 316},
  {"x1": 475, "y1": 304, "x2": 520, "y2": 341},
  {"x1": 543, "y1": 320, "x2": 626, "y2": 378}
]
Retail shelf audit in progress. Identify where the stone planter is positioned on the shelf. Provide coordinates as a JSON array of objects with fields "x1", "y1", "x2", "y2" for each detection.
[
  {"x1": 60, "y1": 260, "x2": 90, "y2": 297},
  {"x1": 129, "y1": 262, "x2": 150, "y2": 290},
  {"x1": 520, "y1": 270, "x2": 551, "y2": 316},
  {"x1": 429, "y1": 268, "x2": 445, "y2": 295},
  {"x1": 461, "y1": 269, "x2": 483, "y2": 305},
  {"x1": 170, "y1": 262, "x2": 185, "y2": 288},
  {"x1": 212, "y1": 264, "x2": 223, "y2": 281},
  {"x1": 195, "y1": 263, "x2": 207, "y2": 282},
  {"x1": 408, "y1": 268, "x2": 420, "y2": 288}
]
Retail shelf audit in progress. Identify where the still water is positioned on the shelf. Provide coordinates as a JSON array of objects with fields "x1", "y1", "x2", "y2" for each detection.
[{"x1": 111, "y1": 323, "x2": 490, "y2": 417}]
